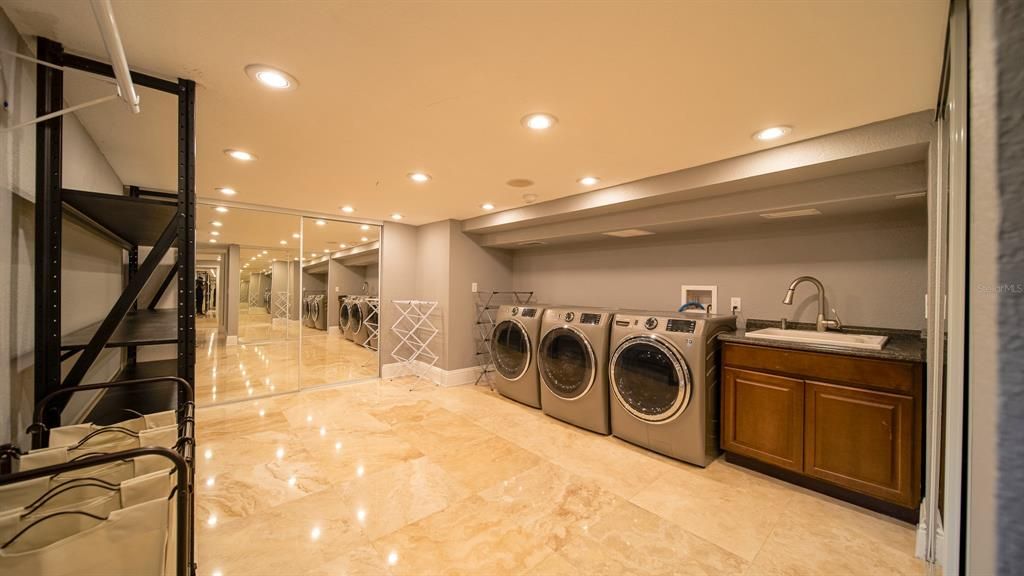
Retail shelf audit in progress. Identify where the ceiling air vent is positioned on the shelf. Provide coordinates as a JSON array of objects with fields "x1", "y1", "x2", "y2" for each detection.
[
  {"x1": 517, "y1": 240, "x2": 547, "y2": 247},
  {"x1": 759, "y1": 208, "x2": 822, "y2": 219},
  {"x1": 603, "y1": 229, "x2": 655, "y2": 238}
]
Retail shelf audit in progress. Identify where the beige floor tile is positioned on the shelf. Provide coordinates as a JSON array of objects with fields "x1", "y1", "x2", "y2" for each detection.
[
  {"x1": 333, "y1": 456, "x2": 471, "y2": 540},
  {"x1": 557, "y1": 499, "x2": 749, "y2": 576},
  {"x1": 629, "y1": 458, "x2": 797, "y2": 561},
  {"x1": 520, "y1": 552, "x2": 580, "y2": 576},
  {"x1": 389, "y1": 406, "x2": 494, "y2": 457},
  {"x1": 746, "y1": 491, "x2": 926, "y2": 576},
  {"x1": 428, "y1": 434, "x2": 542, "y2": 493},
  {"x1": 299, "y1": 427, "x2": 425, "y2": 481},
  {"x1": 307, "y1": 543, "x2": 395, "y2": 576}
]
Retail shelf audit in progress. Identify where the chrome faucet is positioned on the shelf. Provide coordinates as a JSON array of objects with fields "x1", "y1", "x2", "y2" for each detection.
[{"x1": 782, "y1": 276, "x2": 842, "y2": 332}]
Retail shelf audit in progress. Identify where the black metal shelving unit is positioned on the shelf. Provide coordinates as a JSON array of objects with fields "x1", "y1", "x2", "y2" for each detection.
[{"x1": 33, "y1": 37, "x2": 196, "y2": 440}]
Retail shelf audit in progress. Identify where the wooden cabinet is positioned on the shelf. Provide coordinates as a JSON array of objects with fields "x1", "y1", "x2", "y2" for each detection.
[
  {"x1": 804, "y1": 381, "x2": 915, "y2": 507},
  {"x1": 722, "y1": 368, "x2": 804, "y2": 472},
  {"x1": 721, "y1": 343, "x2": 923, "y2": 518}
]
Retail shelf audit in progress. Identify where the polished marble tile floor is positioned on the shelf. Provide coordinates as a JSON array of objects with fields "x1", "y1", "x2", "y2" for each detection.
[
  {"x1": 196, "y1": 310, "x2": 378, "y2": 405},
  {"x1": 194, "y1": 377, "x2": 927, "y2": 576}
]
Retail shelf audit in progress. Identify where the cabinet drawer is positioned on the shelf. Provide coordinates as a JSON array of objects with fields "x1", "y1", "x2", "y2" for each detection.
[
  {"x1": 804, "y1": 381, "x2": 916, "y2": 507},
  {"x1": 723, "y1": 343, "x2": 918, "y2": 394},
  {"x1": 722, "y1": 368, "x2": 804, "y2": 472}
]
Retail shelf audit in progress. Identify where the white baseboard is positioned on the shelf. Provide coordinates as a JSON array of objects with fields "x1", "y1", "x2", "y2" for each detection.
[
  {"x1": 382, "y1": 361, "x2": 482, "y2": 387},
  {"x1": 225, "y1": 335, "x2": 238, "y2": 346},
  {"x1": 328, "y1": 325, "x2": 340, "y2": 336}
]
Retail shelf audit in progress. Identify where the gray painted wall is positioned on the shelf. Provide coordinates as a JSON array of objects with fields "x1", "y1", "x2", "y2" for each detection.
[
  {"x1": 1, "y1": 13, "x2": 125, "y2": 444},
  {"x1": 512, "y1": 217, "x2": 928, "y2": 331},
  {"x1": 379, "y1": 222, "x2": 419, "y2": 369},
  {"x1": 449, "y1": 225, "x2": 513, "y2": 371},
  {"x1": 413, "y1": 221, "x2": 452, "y2": 369}
]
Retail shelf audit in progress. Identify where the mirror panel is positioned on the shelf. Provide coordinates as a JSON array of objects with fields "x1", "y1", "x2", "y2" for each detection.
[
  {"x1": 299, "y1": 217, "x2": 381, "y2": 388},
  {"x1": 195, "y1": 205, "x2": 302, "y2": 404}
]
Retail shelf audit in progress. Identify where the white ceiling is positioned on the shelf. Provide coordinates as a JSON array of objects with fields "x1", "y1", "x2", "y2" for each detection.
[{"x1": 2, "y1": 1, "x2": 947, "y2": 225}]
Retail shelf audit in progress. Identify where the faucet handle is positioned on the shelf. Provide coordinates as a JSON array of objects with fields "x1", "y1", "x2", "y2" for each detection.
[{"x1": 830, "y1": 308, "x2": 842, "y2": 329}]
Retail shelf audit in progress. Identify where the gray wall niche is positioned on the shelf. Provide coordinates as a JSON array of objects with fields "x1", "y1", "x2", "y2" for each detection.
[{"x1": 511, "y1": 214, "x2": 928, "y2": 331}]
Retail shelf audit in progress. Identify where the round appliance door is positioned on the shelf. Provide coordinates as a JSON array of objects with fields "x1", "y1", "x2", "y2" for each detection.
[
  {"x1": 351, "y1": 303, "x2": 363, "y2": 332},
  {"x1": 339, "y1": 300, "x2": 350, "y2": 329},
  {"x1": 610, "y1": 336, "x2": 691, "y2": 422},
  {"x1": 538, "y1": 327, "x2": 595, "y2": 400},
  {"x1": 490, "y1": 320, "x2": 531, "y2": 381}
]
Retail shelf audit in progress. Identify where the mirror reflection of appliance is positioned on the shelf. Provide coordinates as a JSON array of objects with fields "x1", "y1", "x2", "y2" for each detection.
[
  {"x1": 608, "y1": 311, "x2": 736, "y2": 466},
  {"x1": 338, "y1": 295, "x2": 350, "y2": 333},
  {"x1": 342, "y1": 296, "x2": 362, "y2": 341},
  {"x1": 489, "y1": 304, "x2": 546, "y2": 408},
  {"x1": 537, "y1": 307, "x2": 613, "y2": 434}
]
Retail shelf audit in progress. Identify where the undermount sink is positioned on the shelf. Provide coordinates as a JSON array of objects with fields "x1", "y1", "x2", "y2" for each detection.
[{"x1": 745, "y1": 328, "x2": 889, "y2": 351}]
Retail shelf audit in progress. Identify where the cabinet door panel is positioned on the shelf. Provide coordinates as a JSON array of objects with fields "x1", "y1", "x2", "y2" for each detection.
[
  {"x1": 805, "y1": 381, "x2": 914, "y2": 506},
  {"x1": 722, "y1": 367, "x2": 804, "y2": 471}
]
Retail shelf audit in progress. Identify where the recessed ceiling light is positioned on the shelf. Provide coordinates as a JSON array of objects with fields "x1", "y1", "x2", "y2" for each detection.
[
  {"x1": 752, "y1": 126, "x2": 792, "y2": 141},
  {"x1": 251, "y1": 257, "x2": 256, "y2": 260},
  {"x1": 261, "y1": 250, "x2": 268, "y2": 255},
  {"x1": 279, "y1": 240, "x2": 287, "y2": 245},
  {"x1": 408, "y1": 172, "x2": 431, "y2": 183},
  {"x1": 210, "y1": 231, "x2": 220, "y2": 236},
  {"x1": 481, "y1": 203, "x2": 495, "y2": 211},
  {"x1": 360, "y1": 237, "x2": 369, "y2": 242},
  {"x1": 211, "y1": 221, "x2": 223, "y2": 227},
  {"x1": 209, "y1": 238, "x2": 218, "y2": 243},
  {"x1": 360, "y1": 224, "x2": 369, "y2": 231},
  {"x1": 340, "y1": 205, "x2": 355, "y2": 213},
  {"x1": 578, "y1": 176, "x2": 600, "y2": 186},
  {"x1": 215, "y1": 206, "x2": 229, "y2": 213},
  {"x1": 522, "y1": 113, "x2": 557, "y2": 130},
  {"x1": 216, "y1": 187, "x2": 237, "y2": 196},
  {"x1": 217, "y1": 256, "x2": 221, "y2": 261},
  {"x1": 759, "y1": 208, "x2": 821, "y2": 219},
  {"x1": 224, "y1": 149, "x2": 257, "y2": 161},
  {"x1": 390, "y1": 213, "x2": 403, "y2": 220},
  {"x1": 315, "y1": 219, "x2": 327, "y2": 226},
  {"x1": 311, "y1": 252, "x2": 318, "y2": 257},
  {"x1": 292, "y1": 233, "x2": 301, "y2": 239},
  {"x1": 340, "y1": 243, "x2": 348, "y2": 248},
  {"x1": 245, "y1": 64, "x2": 298, "y2": 90}
]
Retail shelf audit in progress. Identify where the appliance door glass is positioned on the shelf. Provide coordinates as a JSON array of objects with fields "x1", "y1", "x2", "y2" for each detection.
[
  {"x1": 612, "y1": 337, "x2": 690, "y2": 422},
  {"x1": 539, "y1": 327, "x2": 594, "y2": 399},
  {"x1": 339, "y1": 299, "x2": 349, "y2": 329},
  {"x1": 351, "y1": 303, "x2": 363, "y2": 332},
  {"x1": 491, "y1": 320, "x2": 530, "y2": 380}
]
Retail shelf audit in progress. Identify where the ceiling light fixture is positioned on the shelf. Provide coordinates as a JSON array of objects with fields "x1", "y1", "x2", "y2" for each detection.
[
  {"x1": 279, "y1": 240, "x2": 287, "y2": 245},
  {"x1": 224, "y1": 149, "x2": 257, "y2": 162},
  {"x1": 210, "y1": 231, "x2": 220, "y2": 236},
  {"x1": 341, "y1": 205, "x2": 356, "y2": 214},
  {"x1": 578, "y1": 176, "x2": 600, "y2": 186},
  {"x1": 245, "y1": 64, "x2": 298, "y2": 90},
  {"x1": 311, "y1": 252, "x2": 318, "y2": 257},
  {"x1": 752, "y1": 126, "x2": 792, "y2": 141},
  {"x1": 211, "y1": 221, "x2": 223, "y2": 227},
  {"x1": 360, "y1": 237, "x2": 369, "y2": 242},
  {"x1": 360, "y1": 225, "x2": 369, "y2": 231},
  {"x1": 261, "y1": 250, "x2": 268, "y2": 255},
  {"x1": 481, "y1": 203, "x2": 495, "y2": 211},
  {"x1": 390, "y1": 213, "x2": 403, "y2": 220},
  {"x1": 215, "y1": 206, "x2": 229, "y2": 213},
  {"x1": 315, "y1": 219, "x2": 327, "y2": 226},
  {"x1": 292, "y1": 233, "x2": 301, "y2": 239},
  {"x1": 340, "y1": 243, "x2": 347, "y2": 248},
  {"x1": 522, "y1": 113, "x2": 557, "y2": 130},
  {"x1": 408, "y1": 172, "x2": 431, "y2": 183},
  {"x1": 209, "y1": 238, "x2": 218, "y2": 243},
  {"x1": 216, "y1": 187, "x2": 237, "y2": 196}
]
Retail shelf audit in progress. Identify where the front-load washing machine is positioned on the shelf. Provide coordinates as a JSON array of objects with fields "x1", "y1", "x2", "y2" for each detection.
[
  {"x1": 608, "y1": 311, "x2": 735, "y2": 466},
  {"x1": 490, "y1": 304, "x2": 545, "y2": 408},
  {"x1": 537, "y1": 307, "x2": 613, "y2": 434},
  {"x1": 344, "y1": 297, "x2": 363, "y2": 341},
  {"x1": 354, "y1": 298, "x2": 372, "y2": 346},
  {"x1": 338, "y1": 295, "x2": 349, "y2": 332}
]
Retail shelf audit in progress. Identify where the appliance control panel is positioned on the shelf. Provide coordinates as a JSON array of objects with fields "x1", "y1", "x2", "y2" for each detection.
[
  {"x1": 520, "y1": 308, "x2": 537, "y2": 318},
  {"x1": 666, "y1": 319, "x2": 697, "y2": 333},
  {"x1": 563, "y1": 311, "x2": 575, "y2": 322},
  {"x1": 579, "y1": 313, "x2": 602, "y2": 325},
  {"x1": 511, "y1": 307, "x2": 519, "y2": 316},
  {"x1": 644, "y1": 317, "x2": 659, "y2": 330}
]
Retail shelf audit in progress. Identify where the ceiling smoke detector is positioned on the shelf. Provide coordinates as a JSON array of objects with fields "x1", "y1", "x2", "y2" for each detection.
[
  {"x1": 522, "y1": 193, "x2": 538, "y2": 204},
  {"x1": 603, "y1": 229, "x2": 655, "y2": 238},
  {"x1": 506, "y1": 178, "x2": 534, "y2": 188}
]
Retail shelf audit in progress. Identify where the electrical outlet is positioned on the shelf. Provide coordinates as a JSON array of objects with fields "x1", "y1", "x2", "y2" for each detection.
[
  {"x1": 471, "y1": 282, "x2": 478, "y2": 293},
  {"x1": 730, "y1": 297, "x2": 742, "y2": 312}
]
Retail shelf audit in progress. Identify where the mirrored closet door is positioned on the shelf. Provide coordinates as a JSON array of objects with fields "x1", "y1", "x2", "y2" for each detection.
[{"x1": 298, "y1": 217, "x2": 381, "y2": 389}]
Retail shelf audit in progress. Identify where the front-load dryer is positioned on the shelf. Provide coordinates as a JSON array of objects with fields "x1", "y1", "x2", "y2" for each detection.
[
  {"x1": 609, "y1": 311, "x2": 735, "y2": 466},
  {"x1": 537, "y1": 307, "x2": 613, "y2": 434},
  {"x1": 490, "y1": 304, "x2": 545, "y2": 408},
  {"x1": 354, "y1": 298, "x2": 372, "y2": 346}
]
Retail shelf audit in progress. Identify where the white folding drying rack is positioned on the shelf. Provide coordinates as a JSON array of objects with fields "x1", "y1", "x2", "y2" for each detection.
[
  {"x1": 361, "y1": 297, "x2": 380, "y2": 353},
  {"x1": 272, "y1": 291, "x2": 291, "y2": 321},
  {"x1": 390, "y1": 300, "x2": 440, "y2": 383}
]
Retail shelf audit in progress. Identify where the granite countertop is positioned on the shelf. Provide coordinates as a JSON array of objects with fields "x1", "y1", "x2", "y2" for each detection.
[{"x1": 718, "y1": 319, "x2": 926, "y2": 363}]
